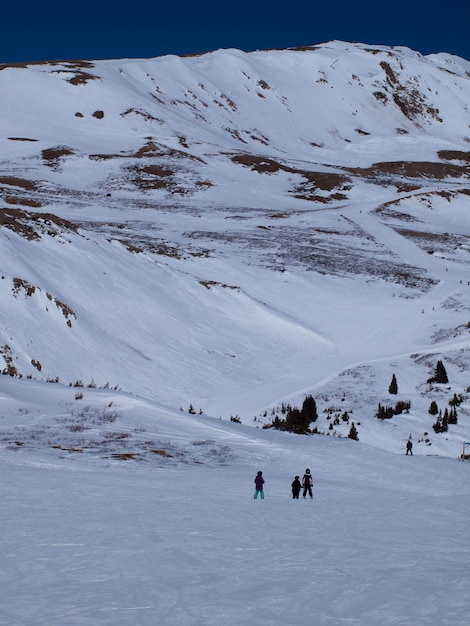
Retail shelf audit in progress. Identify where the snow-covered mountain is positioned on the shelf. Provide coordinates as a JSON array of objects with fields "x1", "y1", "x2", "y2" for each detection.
[
  {"x1": 1, "y1": 41, "x2": 470, "y2": 626},
  {"x1": 0, "y1": 40, "x2": 469, "y2": 455}
]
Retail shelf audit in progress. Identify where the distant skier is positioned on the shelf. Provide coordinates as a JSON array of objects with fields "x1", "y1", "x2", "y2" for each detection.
[
  {"x1": 406, "y1": 440, "x2": 413, "y2": 455},
  {"x1": 302, "y1": 468, "x2": 313, "y2": 499},
  {"x1": 254, "y1": 470, "x2": 265, "y2": 499},
  {"x1": 291, "y1": 475, "x2": 301, "y2": 499}
]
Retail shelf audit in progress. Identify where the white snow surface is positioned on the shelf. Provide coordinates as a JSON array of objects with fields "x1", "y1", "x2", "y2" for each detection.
[
  {"x1": 0, "y1": 377, "x2": 468, "y2": 625},
  {"x1": 0, "y1": 41, "x2": 469, "y2": 624}
]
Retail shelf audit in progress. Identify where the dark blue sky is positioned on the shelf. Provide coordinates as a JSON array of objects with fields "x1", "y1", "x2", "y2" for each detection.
[{"x1": 1, "y1": 0, "x2": 469, "y2": 64}]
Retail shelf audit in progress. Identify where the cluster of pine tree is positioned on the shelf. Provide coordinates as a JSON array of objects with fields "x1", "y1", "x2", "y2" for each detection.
[
  {"x1": 376, "y1": 400, "x2": 411, "y2": 419},
  {"x1": 432, "y1": 407, "x2": 458, "y2": 433},
  {"x1": 266, "y1": 395, "x2": 318, "y2": 434}
]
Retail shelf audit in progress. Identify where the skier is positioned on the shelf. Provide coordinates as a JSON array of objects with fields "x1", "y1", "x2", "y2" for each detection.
[
  {"x1": 254, "y1": 470, "x2": 265, "y2": 499},
  {"x1": 302, "y1": 468, "x2": 313, "y2": 499},
  {"x1": 406, "y1": 440, "x2": 413, "y2": 455},
  {"x1": 291, "y1": 475, "x2": 301, "y2": 499}
]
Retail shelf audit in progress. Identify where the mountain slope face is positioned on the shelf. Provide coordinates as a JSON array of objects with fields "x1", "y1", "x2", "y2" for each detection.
[{"x1": 0, "y1": 41, "x2": 469, "y2": 455}]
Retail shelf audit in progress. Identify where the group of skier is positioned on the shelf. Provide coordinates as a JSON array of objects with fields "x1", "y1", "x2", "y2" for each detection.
[{"x1": 253, "y1": 468, "x2": 314, "y2": 500}]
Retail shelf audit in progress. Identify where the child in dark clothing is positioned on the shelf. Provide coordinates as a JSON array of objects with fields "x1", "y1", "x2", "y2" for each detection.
[
  {"x1": 254, "y1": 470, "x2": 265, "y2": 499},
  {"x1": 291, "y1": 476, "x2": 301, "y2": 499},
  {"x1": 302, "y1": 468, "x2": 313, "y2": 499}
]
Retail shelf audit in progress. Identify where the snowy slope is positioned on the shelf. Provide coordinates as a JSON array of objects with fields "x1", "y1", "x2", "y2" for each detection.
[
  {"x1": 0, "y1": 376, "x2": 469, "y2": 625},
  {"x1": 1, "y1": 42, "x2": 470, "y2": 457}
]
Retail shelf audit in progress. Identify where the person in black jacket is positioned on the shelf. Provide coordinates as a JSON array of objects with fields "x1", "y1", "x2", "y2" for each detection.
[
  {"x1": 291, "y1": 476, "x2": 301, "y2": 499},
  {"x1": 302, "y1": 468, "x2": 313, "y2": 499}
]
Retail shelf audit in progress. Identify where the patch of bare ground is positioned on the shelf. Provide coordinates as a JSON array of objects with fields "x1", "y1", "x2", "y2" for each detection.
[
  {"x1": 0, "y1": 176, "x2": 37, "y2": 191},
  {"x1": 41, "y1": 146, "x2": 75, "y2": 168},
  {"x1": 121, "y1": 108, "x2": 164, "y2": 124},
  {"x1": 198, "y1": 280, "x2": 239, "y2": 290},
  {"x1": 374, "y1": 205, "x2": 423, "y2": 222},
  {"x1": 231, "y1": 154, "x2": 352, "y2": 201},
  {"x1": 375, "y1": 188, "x2": 470, "y2": 220},
  {"x1": 437, "y1": 150, "x2": 470, "y2": 162},
  {"x1": 0, "y1": 59, "x2": 99, "y2": 83},
  {"x1": 0, "y1": 408, "x2": 234, "y2": 465},
  {"x1": 346, "y1": 160, "x2": 469, "y2": 182},
  {"x1": 377, "y1": 61, "x2": 443, "y2": 123},
  {"x1": 127, "y1": 157, "x2": 207, "y2": 194},
  {"x1": 129, "y1": 164, "x2": 176, "y2": 191},
  {"x1": 268, "y1": 212, "x2": 291, "y2": 219},
  {"x1": 286, "y1": 46, "x2": 319, "y2": 52},
  {"x1": 0, "y1": 207, "x2": 78, "y2": 241},
  {"x1": 90, "y1": 139, "x2": 204, "y2": 164},
  {"x1": 50, "y1": 61, "x2": 99, "y2": 85},
  {"x1": 10, "y1": 277, "x2": 76, "y2": 326},
  {"x1": 393, "y1": 228, "x2": 470, "y2": 259},
  {"x1": 0, "y1": 344, "x2": 20, "y2": 376},
  {"x1": 4, "y1": 196, "x2": 41, "y2": 208},
  {"x1": 86, "y1": 223, "x2": 191, "y2": 258},
  {"x1": 8, "y1": 137, "x2": 39, "y2": 142},
  {"x1": 431, "y1": 322, "x2": 470, "y2": 343}
]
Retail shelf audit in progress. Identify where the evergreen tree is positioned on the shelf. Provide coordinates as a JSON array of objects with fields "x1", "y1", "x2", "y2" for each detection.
[
  {"x1": 348, "y1": 422, "x2": 359, "y2": 440},
  {"x1": 448, "y1": 393, "x2": 462, "y2": 407},
  {"x1": 448, "y1": 406, "x2": 458, "y2": 425},
  {"x1": 301, "y1": 395, "x2": 318, "y2": 424},
  {"x1": 432, "y1": 412, "x2": 442, "y2": 433},
  {"x1": 428, "y1": 400, "x2": 439, "y2": 415},
  {"x1": 285, "y1": 407, "x2": 309, "y2": 434},
  {"x1": 428, "y1": 359, "x2": 448, "y2": 384},
  {"x1": 435, "y1": 360, "x2": 448, "y2": 383},
  {"x1": 388, "y1": 373, "x2": 398, "y2": 395}
]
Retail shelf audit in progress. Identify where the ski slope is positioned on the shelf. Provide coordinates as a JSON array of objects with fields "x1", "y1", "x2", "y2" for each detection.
[{"x1": 0, "y1": 377, "x2": 468, "y2": 625}]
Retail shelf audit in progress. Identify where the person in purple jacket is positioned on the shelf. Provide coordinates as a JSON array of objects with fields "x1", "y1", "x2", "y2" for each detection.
[{"x1": 254, "y1": 470, "x2": 265, "y2": 499}]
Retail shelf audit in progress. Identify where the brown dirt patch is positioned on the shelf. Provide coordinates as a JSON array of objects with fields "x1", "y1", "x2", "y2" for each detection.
[
  {"x1": 0, "y1": 176, "x2": 37, "y2": 191},
  {"x1": 346, "y1": 160, "x2": 469, "y2": 180},
  {"x1": 8, "y1": 137, "x2": 39, "y2": 142},
  {"x1": 4, "y1": 196, "x2": 42, "y2": 208},
  {"x1": 149, "y1": 449, "x2": 174, "y2": 457},
  {"x1": 437, "y1": 150, "x2": 470, "y2": 162},
  {"x1": 42, "y1": 147, "x2": 75, "y2": 167},
  {"x1": 231, "y1": 154, "x2": 352, "y2": 196},
  {"x1": 0, "y1": 207, "x2": 78, "y2": 240}
]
